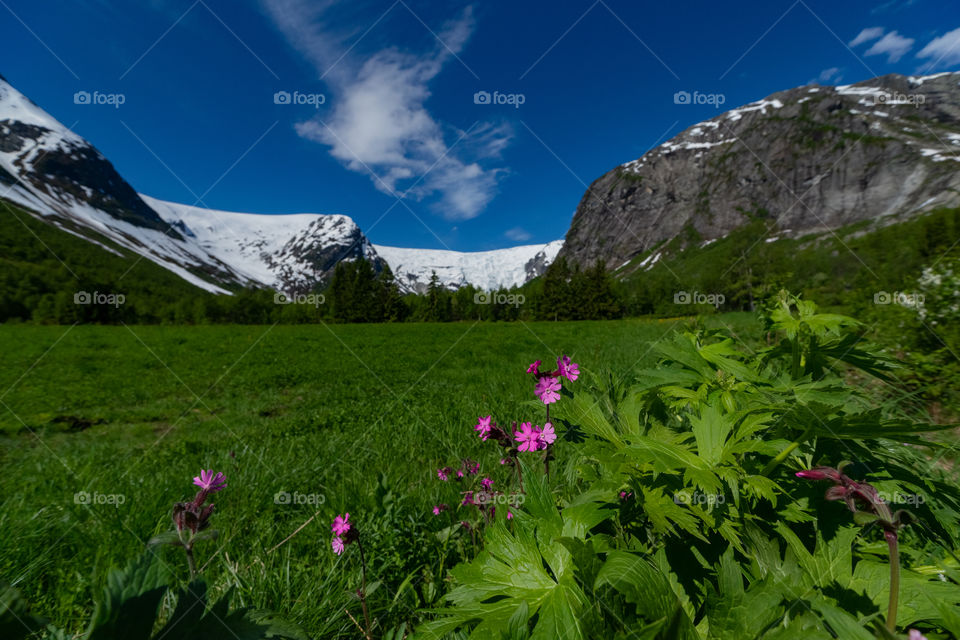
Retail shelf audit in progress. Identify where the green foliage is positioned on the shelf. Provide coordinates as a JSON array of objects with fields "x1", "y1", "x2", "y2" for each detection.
[{"x1": 417, "y1": 293, "x2": 960, "y2": 639}]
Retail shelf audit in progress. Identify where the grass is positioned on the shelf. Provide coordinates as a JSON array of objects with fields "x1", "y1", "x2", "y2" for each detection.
[{"x1": 0, "y1": 315, "x2": 759, "y2": 637}]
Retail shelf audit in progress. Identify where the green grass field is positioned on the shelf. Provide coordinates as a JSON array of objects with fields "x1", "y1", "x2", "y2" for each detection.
[{"x1": 0, "y1": 315, "x2": 759, "y2": 637}]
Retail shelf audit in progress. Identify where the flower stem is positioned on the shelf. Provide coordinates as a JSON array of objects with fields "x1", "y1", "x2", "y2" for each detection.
[
  {"x1": 761, "y1": 427, "x2": 814, "y2": 476},
  {"x1": 886, "y1": 531, "x2": 900, "y2": 632},
  {"x1": 184, "y1": 545, "x2": 197, "y2": 579},
  {"x1": 357, "y1": 539, "x2": 374, "y2": 640}
]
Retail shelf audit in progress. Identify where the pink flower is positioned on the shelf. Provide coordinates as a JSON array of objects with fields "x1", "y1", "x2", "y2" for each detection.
[
  {"x1": 507, "y1": 509, "x2": 513, "y2": 520},
  {"x1": 475, "y1": 415, "x2": 493, "y2": 440},
  {"x1": 331, "y1": 536, "x2": 344, "y2": 555},
  {"x1": 481, "y1": 477, "x2": 493, "y2": 490},
  {"x1": 499, "y1": 458, "x2": 509, "y2": 465},
  {"x1": 619, "y1": 491, "x2": 633, "y2": 500},
  {"x1": 538, "y1": 422, "x2": 556, "y2": 448},
  {"x1": 462, "y1": 491, "x2": 475, "y2": 506},
  {"x1": 466, "y1": 460, "x2": 480, "y2": 475},
  {"x1": 192, "y1": 470, "x2": 227, "y2": 493},
  {"x1": 527, "y1": 360, "x2": 541, "y2": 374},
  {"x1": 456, "y1": 469, "x2": 464, "y2": 478},
  {"x1": 557, "y1": 355, "x2": 579, "y2": 381},
  {"x1": 535, "y1": 377, "x2": 561, "y2": 404},
  {"x1": 515, "y1": 422, "x2": 542, "y2": 452},
  {"x1": 331, "y1": 513, "x2": 351, "y2": 536},
  {"x1": 437, "y1": 467, "x2": 453, "y2": 481},
  {"x1": 433, "y1": 504, "x2": 448, "y2": 515},
  {"x1": 909, "y1": 631, "x2": 928, "y2": 640}
]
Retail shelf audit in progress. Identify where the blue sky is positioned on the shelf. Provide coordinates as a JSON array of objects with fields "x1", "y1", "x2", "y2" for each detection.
[{"x1": 2, "y1": 0, "x2": 959, "y2": 250}]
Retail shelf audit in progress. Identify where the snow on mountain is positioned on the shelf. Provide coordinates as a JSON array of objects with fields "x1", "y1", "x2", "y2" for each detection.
[
  {"x1": 0, "y1": 74, "x2": 562, "y2": 295},
  {"x1": 0, "y1": 76, "x2": 240, "y2": 294},
  {"x1": 374, "y1": 240, "x2": 563, "y2": 293},
  {"x1": 142, "y1": 196, "x2": 380, "y2": 294}
]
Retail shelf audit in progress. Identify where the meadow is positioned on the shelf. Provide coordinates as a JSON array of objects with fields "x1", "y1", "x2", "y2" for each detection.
[{"x1": 0, "y1": 315, "x2": 759, "y2": 637}]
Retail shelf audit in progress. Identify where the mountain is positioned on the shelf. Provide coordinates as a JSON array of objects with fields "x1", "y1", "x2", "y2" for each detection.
[
  {"x1": 559, "y1": 71, "x2": 960, "y2": 273},
  {"x1": 0, "y1": 75, "x2": 561, "y2": 295},
  {"x1": 373, "y1": 240, "x2": 563, "y2": 293},
  {"x1": 142, "y1": 196, "x2": 383, "y2": 295}
]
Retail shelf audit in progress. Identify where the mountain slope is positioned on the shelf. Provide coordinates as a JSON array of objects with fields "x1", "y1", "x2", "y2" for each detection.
[
  {"x1": 373, "y1": 240, "x2": 563, "y2": 293},
  {"x1": 560, "y1": 72, "x2": 960, "y2": 272}
]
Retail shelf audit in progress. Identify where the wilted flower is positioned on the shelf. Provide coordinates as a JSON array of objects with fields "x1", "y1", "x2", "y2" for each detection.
[
  {"x1": 557, "y1": 355, "x2": 579, "y2": 381},
  {"x1": 535, "y1": 377, "x2": 561, "y2": 404},
  {"x1": 331, "y1": 513, "x2": 351, "y2": 536},
  {"x1": 172, "y1": 500, "x2": 215, "y2": 534},
  {"x1": 332, "y1": 536, "x2": 345, "y2": 555},
  {"x1": 465, "y1": 460, "x2": 480, "y2": 475},
  {"x1": 515, "y1": 422, "x2": 542, "y2": 452},
  {"x1": 193, "y1": 469, "x2": 227, "y2": 493}
]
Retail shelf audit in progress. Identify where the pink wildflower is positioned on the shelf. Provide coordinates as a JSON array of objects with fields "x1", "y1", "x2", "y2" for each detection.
[
  {"x1": 507, "y1": 509, "x2": 513, "y2": 520},
  {"x1": 192, "y1": 470, "x2": 227, "y2": 493},
  {"x1": 331, "y1": 537, "x2": 344, "y2": 555},
  {"x1": 456, "y1": 469, "x2": 464, "y2": 478},
  {"x1": 331, "y1": 513, "x2": 351, "y2": 536},
  {"x1": 466, "y1": 460, "x2": 480, "y2": 475},
  {"x1": 481, "y1": 477, "x2": 493, "y2": 490},
  {"x1": 538, "y1": 422, "x2": 556, "y2": 448},
  {"x1": 909, "y1": 631, "x2": 928, "y2": 640},
  {"x1": 515, "y1": 422, "x2": 542, "y2": 452},
  {"x1": 500, "y1": 458, "x2": 509, "y2": 465},
  {"x1": 535, "y1": 377, "x2": 561, "y2": 404},
  {"x1": 474, "y1": 415, "x2": 492, "y2": 440},
  {"x1": 433, "y1": 504, "x2": 448, "y2": 515},
  {"x1": 437, "y1": 467, "x2": 453, "y2": 481},
  {"x1": 557, "y1": 355, "x2": 580, "y2": 381},
  {"x1": 462, "y1": 491, "x2": 475, "y2": 506},
  {"x1": 527, "y1": 360, "x2": 541, "y2": 374}
]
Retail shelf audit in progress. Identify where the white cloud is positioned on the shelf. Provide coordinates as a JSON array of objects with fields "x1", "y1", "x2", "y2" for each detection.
[
  {"x1": 818, "y1": 67, "x2": 842, "y2": 83},
  {"x1": 504, "y1": 227, "x2": 531, "y2": 242},
  {"x1": 864, "y1": 30, "x2": 915, "y2": 62},
  {"x1": 261, "y1": 0, "x2": 510, "y2": 220},
  {"x1": 849, "y1": 27, "x2": 885, "y2": 47},
  {"x1": 916, "y1": 27, "x2": 960, "y2": 69}
]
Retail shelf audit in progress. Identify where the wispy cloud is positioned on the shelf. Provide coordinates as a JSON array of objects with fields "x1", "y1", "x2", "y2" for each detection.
[
  {"x1": 849, "y1": 27, "x2": 885, "y2": 47},
  {"x1": 864, "y1": 30, "x2": 914, "y2": 62},
  {"x1": 261, "y1": 0, "x2": 511, "y2": 220},
  {"x1": 817, "y1": 67, "x2": 842, "y2": 83},
  {"x1": 504, "y1": 227, "x2": 531, "y2": 242},
  {"x1": 916, "y1": 26, "x2": 960, "y2": 69}
]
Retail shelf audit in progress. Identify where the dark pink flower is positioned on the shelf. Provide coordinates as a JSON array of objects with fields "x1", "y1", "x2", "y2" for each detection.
[
  {"x1": 535, "y1": 377, "x2": 562, "y2": 404},
  {"x1": 331, "y1": 536, "x2": 344, "y2": 555},
  {"x1": 557, "y1": 355, "x2": 579, "y2": 381},
  {"x1": 331, "y1": 513, "x2": 351, "y2": 536},
  {"x1": 481, "y1": 477, "x2": 493, "y2": 490},
  {"x1": 432, "y1": 504, "x2": 448, "y2": 515},
  {"x1": 193, "y1": 470, "x2": 226, "y2": 493},
  {"x1": 506, "y1": 509, "x2": 513, "y2": 520},
  {"x1": 475, "y1": 415, "x2": 492, "y2": 440},
  {"x1": 515, "y1": 422, "x2": 542, "y2": 452},
  {"x1": 462, "y1": 491, "x2": 475, "y2": 506},
  {"x1": 437, "y1": 467, "x2": 453, "y2": 481},
  {"x1": 527, "y1": 360, "x2": 541, "y2": 374}
]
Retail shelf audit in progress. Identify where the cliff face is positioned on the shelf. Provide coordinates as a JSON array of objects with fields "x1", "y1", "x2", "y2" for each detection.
[{"x1": 559, "y1": 72, "x2": 960, "y2": 271}]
